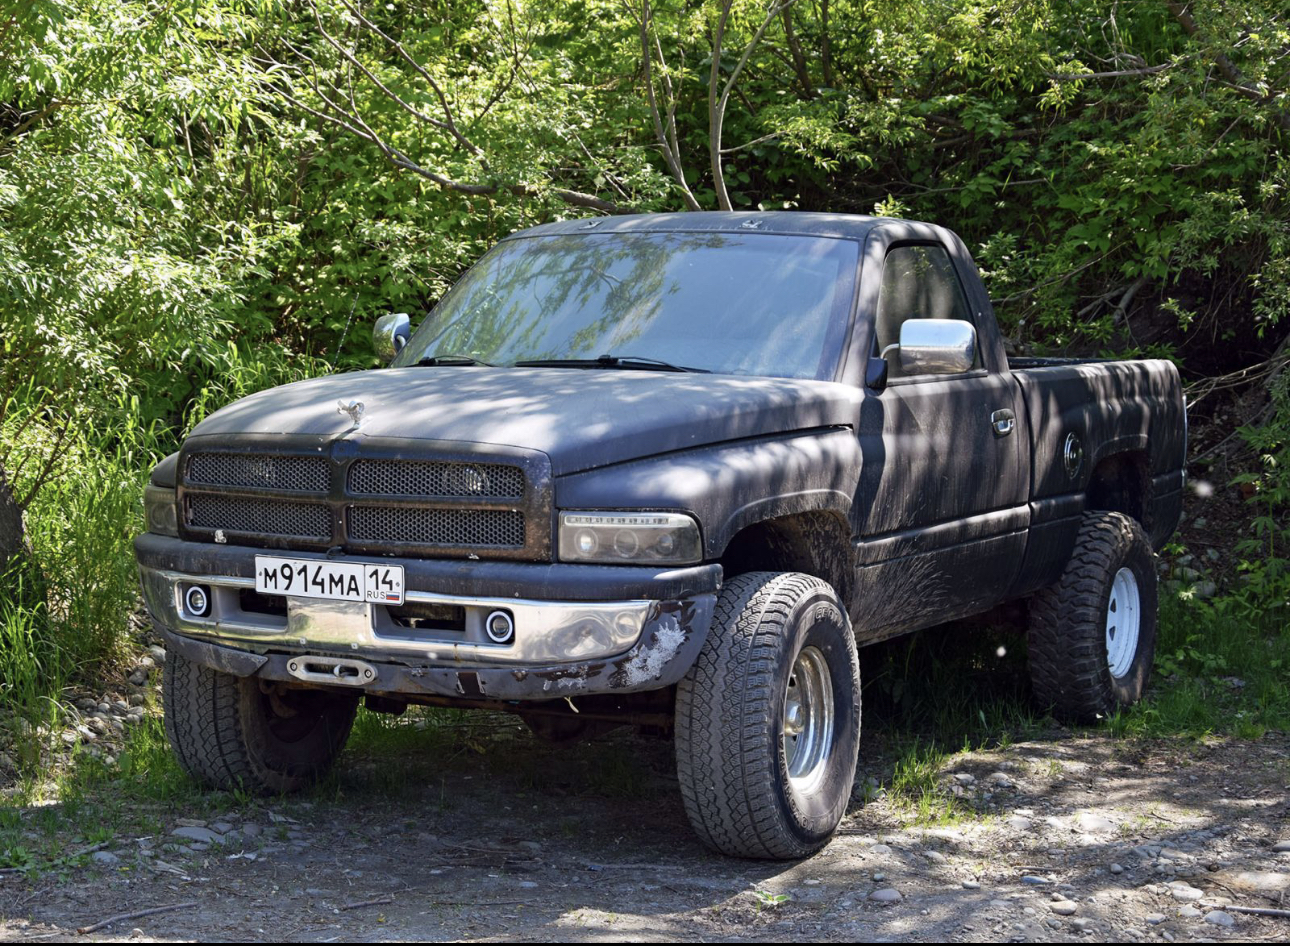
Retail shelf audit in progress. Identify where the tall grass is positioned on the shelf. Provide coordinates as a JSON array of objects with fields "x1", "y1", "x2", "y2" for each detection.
[{"x1": 0, "y1": 343, "x2": 327, "y2": 767}]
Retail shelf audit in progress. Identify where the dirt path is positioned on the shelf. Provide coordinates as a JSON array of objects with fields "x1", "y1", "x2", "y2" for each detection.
[{"x1": 2, "y1": 722, "x2": 1289, "y2": 943}]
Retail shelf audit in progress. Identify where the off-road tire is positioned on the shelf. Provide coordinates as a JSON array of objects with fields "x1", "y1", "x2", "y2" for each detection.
[
  {"x1": 163, "y1": 650, "x2": 358, "y2": 793},
  {"x1": 1028, "y1": 511, "x2": 1158, "y2": 722},
  {"x1": 675, "y1": 572, "x2": 861, "y2": 859}
]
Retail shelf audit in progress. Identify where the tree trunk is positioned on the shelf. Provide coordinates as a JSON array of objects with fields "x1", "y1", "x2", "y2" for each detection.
[{"x1": 0, "y1": 464, "x2": 35, "y2": 606}]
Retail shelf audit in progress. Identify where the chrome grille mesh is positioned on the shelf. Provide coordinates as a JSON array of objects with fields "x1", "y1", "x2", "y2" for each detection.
[
  {"x1": 348, "y1": 506, "x2": 525, "y2": 547},
  {"x1": 349, "y1": 459, "x2": 524, "y2": 498},
  {"x1": 187, "y1": 452, "x2": 329, "y2": 493},
  {"x1": 187, "y1": 495, "x2": 330, "y2": 539}
]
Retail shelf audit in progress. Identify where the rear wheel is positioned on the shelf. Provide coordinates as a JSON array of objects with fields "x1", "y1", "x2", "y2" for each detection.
[
  {"x1": 1027, "y1": 511, "x2": 1158, "y2": 721},
  {"x1": 675, "y1": 572, "x2": 860, "y2": 859},
  {"x1": 163, "y1": 650, "x2": 358, "y2": 793}
]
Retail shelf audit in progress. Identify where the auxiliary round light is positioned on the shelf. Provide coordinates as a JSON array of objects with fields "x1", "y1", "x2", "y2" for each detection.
[
  {"x1": 485, "y1": 610, "x2": 515, "y2": 644},
  {"x1": 575, "y1": 530, "x2": 598, "y2": 555},
  {"x1": 185, "y1": 584, "x2": 211, "y2": 618}
]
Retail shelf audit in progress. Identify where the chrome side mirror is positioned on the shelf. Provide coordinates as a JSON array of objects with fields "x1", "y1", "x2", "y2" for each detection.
[
  {"x1": 895, "y1": 318, "x2": 977, "y2": 375},
  {"x1": 373, "y1": 312, "x2": 411, "y2": 364}
]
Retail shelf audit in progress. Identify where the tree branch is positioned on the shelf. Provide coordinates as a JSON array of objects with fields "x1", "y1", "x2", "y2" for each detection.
[
  {"x1": 258, "y1": 21, "x2": 621, "y2": 214},
  {"x1": 780, "y1": 4, "x2": 814, "y2": 97},
  {"x1": 1047, "y1": 63, "x2": 1172, "y2": 80},
  {"x1": 709, "y1": 0, "x2": 801, "y2": 210},
  {"x1": 639, "y1": 0, "x2": 702, "y2": 210},
  {"x1": 1166, "y1": 2, "x2": 1290, "y2": 131}
]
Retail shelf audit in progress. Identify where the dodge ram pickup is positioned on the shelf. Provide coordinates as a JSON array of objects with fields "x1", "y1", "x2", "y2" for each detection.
[{"x1": 137, "y1": 212, "x2": 1186, "y2": 859}]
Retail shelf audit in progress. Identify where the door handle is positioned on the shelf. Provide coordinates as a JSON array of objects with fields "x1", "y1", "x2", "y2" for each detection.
[{"x1": 991, "y1": 409, "x2": 1016, "y2": 437}]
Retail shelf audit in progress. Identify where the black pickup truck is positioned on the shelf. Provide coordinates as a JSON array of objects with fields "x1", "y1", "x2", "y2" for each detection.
[{"x1": 137, "y1": 212, "x2": 1185, "y2": 858}]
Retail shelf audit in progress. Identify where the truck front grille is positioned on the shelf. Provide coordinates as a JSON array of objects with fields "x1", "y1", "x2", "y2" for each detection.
[
  {"x1": 349, "y1": 459, "x2": 524, "y2": 499},
  {"x1": 187, "y1": 452, "x2": 329, "y2": 492},
  {"x1": 186, "y1": 494, "x2": 331, "y2": 540},
  {"x1": 178, "y1": 442, "x2": 550, "y2": 560},
  {"x1": 348, "y1": 505, "x2": 525, "y2": 547}
]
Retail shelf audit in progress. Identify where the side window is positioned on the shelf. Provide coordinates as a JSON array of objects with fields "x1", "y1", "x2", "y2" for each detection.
[{"x1": 874, "y1": 244, "x2": 976, "y2": 379}]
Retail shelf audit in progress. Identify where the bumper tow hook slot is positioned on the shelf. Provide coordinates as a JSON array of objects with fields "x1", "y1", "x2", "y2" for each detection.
[{"x1": 286, "y1": 656, "x2": 377, "y2": 686}]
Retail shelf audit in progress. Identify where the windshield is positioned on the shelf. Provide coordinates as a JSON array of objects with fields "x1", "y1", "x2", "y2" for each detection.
[{"x1": 393, "y1": 232, "x2": 859, "y2": 380}]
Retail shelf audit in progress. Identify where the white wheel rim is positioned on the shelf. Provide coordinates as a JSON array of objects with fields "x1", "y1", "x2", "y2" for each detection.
[
  {"x1": 782, "y1": 646, "x2": 835, "y2": 794},
  {"x1": 1105, "y1": 567, "x2": 1141, "y2": 679}
]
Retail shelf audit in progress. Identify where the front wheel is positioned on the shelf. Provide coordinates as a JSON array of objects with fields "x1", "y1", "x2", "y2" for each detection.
[
  {"x1": 675, "y1": 572, "x2": 861, "y2": 859},
  {"x1": 1027, "y1": 511, "x2": 1159, "y2": 722},
  {"x1": 163, "y1": 650, "x2": 358, "y2": 793}
]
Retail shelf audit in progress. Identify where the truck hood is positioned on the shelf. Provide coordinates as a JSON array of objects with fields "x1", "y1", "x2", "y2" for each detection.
[{"x1": 188, "y1": 367, "x2": 860, "y2": 475}]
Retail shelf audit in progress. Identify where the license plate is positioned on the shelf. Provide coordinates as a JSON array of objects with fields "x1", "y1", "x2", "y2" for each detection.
[{"x1": 254, "y1": 556, "x2": 405, "y2": 605}]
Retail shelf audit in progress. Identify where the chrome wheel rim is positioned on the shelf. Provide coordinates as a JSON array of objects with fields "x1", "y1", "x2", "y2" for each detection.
[
  {"x1": 782, "y1": 646, "x2": 835, "y2": 794},
  {"x1": 1105, "y1": 567, "x2": 1141, "y2": 679}
]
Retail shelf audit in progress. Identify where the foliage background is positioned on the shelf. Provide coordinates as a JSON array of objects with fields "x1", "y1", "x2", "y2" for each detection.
[{"x1": 1, "y1": 0, "x2": 1287, "y2": 725}]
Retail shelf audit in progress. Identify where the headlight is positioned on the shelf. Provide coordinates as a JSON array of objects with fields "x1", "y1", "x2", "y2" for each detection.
[
  {"x1": 558, "y1": 512, "x2": 702, "y2": 565},
  {"x1": 144, "y1": 484, "x2": 179, "y2": 537}
]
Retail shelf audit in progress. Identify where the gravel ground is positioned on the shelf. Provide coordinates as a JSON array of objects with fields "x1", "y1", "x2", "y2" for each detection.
[{"x1": 2, "y1": 717, "x2": 1289, "y2": 943}]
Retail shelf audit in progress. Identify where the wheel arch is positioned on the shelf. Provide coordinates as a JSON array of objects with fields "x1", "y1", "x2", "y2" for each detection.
[
  {"x1": 717, "y1": 511, "x2": 854, "y2": 607},
  {"x1": 1085, "y1": 449, "x2": 1151, "y2": 533}
]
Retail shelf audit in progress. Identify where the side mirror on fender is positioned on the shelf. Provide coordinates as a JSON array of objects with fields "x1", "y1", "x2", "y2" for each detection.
[
  {"x1": 895, "y1": 318, "x2": 977, "y2": 376},
  {"x1": 373, "y1": 312, "x2": 411, "y2": 364}
]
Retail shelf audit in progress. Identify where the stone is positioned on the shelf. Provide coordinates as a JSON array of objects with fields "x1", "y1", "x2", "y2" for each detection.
[
  {"x1": 127, "y1": 669, "x2": 147, "y2": 687},
  {"x1": 241, "y1": 824, "x2": 263, "y2": 839},
  {"x1": 1169, "y1": 884, "x2": 1203, "y2": 902},
  {"x1": 1145, "y1": 913, "x2": 1167, "y2": 925},
  {"x1": 1006, "y1": 816, "x2": 1033, "y2": 831},
  {"x1": 172, "y1": 826, "x2": 224, "y2": 845},
  {"x1": 1271, "y1": 840, "x2": 1290, "y2": 853},
  {"x1": 1213, "y1": 870, "x2": 1290, "y2": 896},
  {"x1": 1110, "y1": 863, "x2": 1124, "y2": 874},
  {"x1": 869, "y1": 888, "x2": 902, "y2": 902},
  {"x1": 1050, "y1": 901, "x2": 1078, "y2": 916},
  {"x1": 86, "y1": 717, "x2": 108, "y2": 735},
  {"x1": 953, "y1": 773, "x2": 976, "y2": 784},
  {"x1": 128, "y1": 693, "x2": 145, "y2": 707},
  {"x1": 925, "y1": 850, "x2": 948, "y2": 864},
  {"x1": 868, "y1": 843, "x2": 892, "y2": 855},
  {"x1": 962, "y1": 880, "x2": 981, "y2": 889},
  {"x1": 1178, "y1": 906, "x2": 1201, "y2": 918},
  {"x1": 91, "y1": 851, "x2": 120, "y2": 865},
  {"x1": 211, "y1": 821, "x2": 233, "y2": 835},
  {"x1": 1203, "y1": 911, "x2": 1234, "y2": 927},
  {"x1": 148, "y1": 645, "x2": 166, "y2": 664},
  {"x1": 1021, "y1": 875, "x2": 1051, "y2": 885},
  {"x1": 1075, "y1": 813, "x2": 1115, "y2": 833},
  {"x1": 139, "y1": 656, "x2": 156, "y2": 670}
]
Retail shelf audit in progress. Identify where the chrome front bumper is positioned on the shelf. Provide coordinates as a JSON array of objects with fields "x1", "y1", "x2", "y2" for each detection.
[
  {"x1": 139, "y1": 565, "x2": 655, "y2": 666},
  {"x1": 136, "y1": 544, "x2": 719, "y2": 701}
]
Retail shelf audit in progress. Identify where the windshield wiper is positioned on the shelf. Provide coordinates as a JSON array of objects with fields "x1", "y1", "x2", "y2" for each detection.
[
  {"x1": 511, "y1": 354, "x2": 710, "y2": 373},
  {"x1": 414, "y1": 354, "x2": 497, "y2": 367}
]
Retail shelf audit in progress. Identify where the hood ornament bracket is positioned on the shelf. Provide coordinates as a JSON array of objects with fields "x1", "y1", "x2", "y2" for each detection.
[{"x1": 337, "y1": 399, "x2": 365, "y2": 432}]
